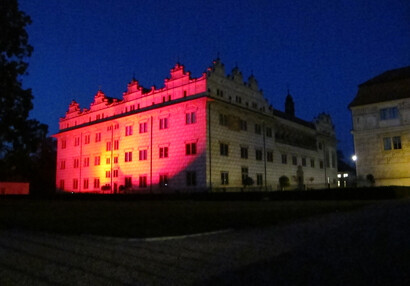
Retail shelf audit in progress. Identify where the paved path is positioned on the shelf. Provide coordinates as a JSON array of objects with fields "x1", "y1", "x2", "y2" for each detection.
[{"x1": 1, "y1": 200, "x2": 410, "y2": 285}]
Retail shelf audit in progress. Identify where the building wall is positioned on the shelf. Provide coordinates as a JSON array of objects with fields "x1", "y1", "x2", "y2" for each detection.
[
  {"x1": 351, "y1": 98, "x2": 410, "y2": 186},
  {"x1": 54, "y1": 61, "x2": 338, "y2": 193}
]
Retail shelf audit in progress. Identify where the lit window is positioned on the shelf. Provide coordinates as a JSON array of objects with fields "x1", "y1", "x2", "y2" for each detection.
[
  {"x1": 159, "y1": 147, "x2": 169, "y2": 158},
  {"x1": 73, "y1": 179, "x2": 78, "y2": 189},
  {"x1": 159, "y1": 118, "x2": 169, "y2": 130},
  {"x1": 186, "y1": 112, "x2": 197, "y2": 124},
  {"x1": 186, "y1": 171, "x2": 197, "y2": 186},
  {"x1": 159, "y1": 174, "x2": 168, "y2": 187},
  {"x1": 139, "y1": 122, "x2": 147, "y2": 133},
  {"x1": 139, "y1": 150, "x2": 147, "y2": 160},
  {"x1": 139, "y1": 176, "x2": 147, "y2": 188},
  {"x1": 186, "y1": 143, "x2": 197, "y2": 155},
  {"x1": 83, "y1": 178, "x2": 89, "y2": 189},
  {"x1": 220, "y1": 143, "x2": 229, "y2": 156},
  {"x1": 94, "y1": 178, "x2": 100, "y2": 189},
  {"x1": 125, "y1": 151, "x2": 133, "y2": 162},
  {"x1": 221, "y1": 172, "x2": 229, "y2": 185},
  {"x1": 125, "y1": 125, "x2": 133, "y2": 136}
]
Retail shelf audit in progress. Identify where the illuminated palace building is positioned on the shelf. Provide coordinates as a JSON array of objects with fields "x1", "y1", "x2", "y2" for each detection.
[{"x1": 54, "y1": 59, "x2": 337, "y2": 193}]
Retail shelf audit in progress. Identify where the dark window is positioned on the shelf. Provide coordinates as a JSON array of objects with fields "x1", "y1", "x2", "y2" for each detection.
[
  {"x1": 139, "y1": 176, "x2": 147, "y2": 188},
  {"x1": 159, "y1": 174, "x2": 168, "y2": 187},
  {"x1": 266, "y1": 127, "x2": 272, "y2": 137},
  {"x1": 125, "y1": 151, "x2": 133, "y2": 162},
  {"x1": 186, "y1": 171, "x2": 197, "y2": 186},
  {"x1": 139, "y1": 150, "x2": 147, "y2": 160},
  {"x1": 219, "y1": 114, "x2": 228, "y2": 126},
  {"x1": 292, "y1": 156, "x2": 297, "y2": 165},
  {"x1": 220, "y1": 143, "x2": 229, "y2": 156},
  {"x1": 267, "y1": 151, "x2": 273, "y2": 162},
  {"x1": 240, "y1": 147, "x2": 248, "y2": 159},
  {"x1": 255, "y1": 124, "x2": 261, "y2": 134},
  {"x1": 256, "y1": 174, "x2": 263, "y2": 186},
  {"x1": 159, "y1": 147, "x2": 169, "y2": 158},
  {"x1": 186, "y1": 112, "x2": 197, "y2": 124},
  {"x1": 255, "y1": 149, "x2": 263, "y2": 161},
  {"x1": 240, "y1": 119, "x2": 247, "y2": 131},
  {"x1": 281, "y1": 154, "x2": 287, "y2": 164},
  {"x1": 186, "y1": 143, "x2": 197, "y2": 155},
  {"x1": 221, "y1": 172, "x2": 229, "y2": 185}
]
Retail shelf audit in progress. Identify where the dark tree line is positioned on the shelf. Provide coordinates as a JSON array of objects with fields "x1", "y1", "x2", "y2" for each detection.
[{"x1": 0, "y1": 0, "x2": 55, "y2": 194}]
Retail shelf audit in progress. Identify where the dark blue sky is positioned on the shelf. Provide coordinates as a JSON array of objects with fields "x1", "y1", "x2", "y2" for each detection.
[{"x1": 19, "y1": 0, "x2": 410, "y2": 159}]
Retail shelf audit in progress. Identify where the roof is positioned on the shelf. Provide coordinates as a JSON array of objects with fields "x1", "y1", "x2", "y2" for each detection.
[
  {"x1": 349, "y1": 66, "x2": 410, "y2": 108},
  {"x1": 273, "y1": 109, "x2": 315, "y2": 129}
]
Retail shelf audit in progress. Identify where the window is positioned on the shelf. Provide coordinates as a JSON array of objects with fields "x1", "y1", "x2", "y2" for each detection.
[
  {"x1": 380, "y1": 107, "x2": 398, "y2": 120},
  {"x1": 95, "y1": 132, "x2": 101, "y2": 142},
  {"x1": 186, "y1": 171, "x2": 197, "y2": 186},
  {"x1": 255, "y1": 124, "x2": 261, "y2": 134},
  {"x1": 94, "y1": 156, "x2": 100, "y2": 166},
  {"x1": 83, "y1": 157, "x2": 89, "y2": 167},
  {"x1": 311, "y1": 159, "x2": 315, "y2": 168},
  {"x1": 384, "y1": 136, "x2": 402, "y2": 150},
  {"x1": 83, "y1": 178, "x2": 89, "y2": 190},
  {"x1": 302, "y1": 157, "x2": 307, "y2": 167},
  {"x1": 240, "y1": 147, "x2": 248, "y2": 159},
  {"x1": 139, "y1": 150, "x2": 147, "y2": 160},
  {"x1": 61, "y1": 139, "x2": 66, "y2": 149},
  {"x1": 74, "y1": 137, "x2": 80, "y2": 146},
  {"x1": 186, "y1": 143, "x2": 197, "y2": 155},
  {"x1": 159, "y1": 174, "x2": 168, "y2": 187},
  {"x1": 266, "y1": 127, "x2": 272, "y2": 137},
  {"x1": 220, "y1": 143, "x2": 229, "y2": 156},
  {"x1": 84, "y1": 134, "x2": 90, "y2": 144},
  {"x1": 139, "y1": 122, "x2": 147, "y2": 133},
  {"x1": 159, "y1": 147, "x2": 168, "y2": 158},
  {"x1": 256, "y1": 174, "x2": 263, "y2": 186},
  {"x1": 114, "y1": 156, "x2": 118, "y2": 164},
  {"x1": 125, "y1": 177, "x2": 132, "y2": 188},
  {"x1": 114, "y1": 123, "x2": 119, "y2": 129},
  {"x1": 255, "y1": 149, "x2": 263, "y2": 161},
  {"x1": 252, "y1": 102, "x2": 258, "y2": 109},
  {"x1": 125, "y1": 151, "x2": 133, "y2": 162},
  {"x1": 105, "y1": 171, "x2": 111, "y2": 178},
  {"x1": 139, "y1": 176, "x2": 147, "y2": 188},
  {"x1": 281, "y1": 154, "x2": 287, "y2": 164},
  {"x1": 240, "y1": 119, "x2": 247, "y2": 131},
  {"x1": 325, "y1": 150, "x2": 330, "y2": 168},
  {"x1": 113, "y1": 170, "x2": 118, "y2": 177},
  {"x1": 59, "y1": 180, "x2": 65, "y2": 190},
  {"x1": 73, "y1": 179, "x2": 78, "y2": 190},
  {"x1": 159, "y1": 118, "x2": 168, "y2": 129},
  {"x1": 106, "y1": 157, "x2": 110, "y2": 165},
  {"x1": 125, "y1": 125, "x2": 133, "y2": 136},
  {"x1": 331, "y1": 152, "x2": 336, "y2": 168},
  {"x1": 94, "y1": 178, "x2": 100, "y2": 189},
  {"x1": 114, "y1": 140, "x2": 119, "y2": 150},
  {"x1": 221, "y1": 172, "x2": 229, "y2": 185},
  {"x1": 106, "y1": 141, "x2": 112, "y2": 151},
  {"x1": 267, "y1": 151, "x2": 273, "y2": 162},
  {"x1": 320, "y1": 160, "x2": 324, "y2": 169},
  {"x1": 60, "y1": 160, "x2": 66, "y2": 170},
  {"x1": 241, "y1": 167, "x2": 249, "y2": 185},
  {"x1": 219, "y1": 114, "x2": 228, "y2": 126},
  {"x1": 292, "y1": 156, "x2": 297, "y2": 165},
  {"x1": 186, "y1": 112, "x2": 196, "y2": 124},
  {"x1": 235, "y1": 96, "x2": 242, "y2": 103},
  {"x1": 74, "y1": 158, "x2": 79, "y2": 168}
]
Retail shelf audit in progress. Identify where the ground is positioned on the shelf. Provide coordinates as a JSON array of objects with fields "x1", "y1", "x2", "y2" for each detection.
[{"x1": 1, "y1": 199, "x2": 409, "y2": 285}]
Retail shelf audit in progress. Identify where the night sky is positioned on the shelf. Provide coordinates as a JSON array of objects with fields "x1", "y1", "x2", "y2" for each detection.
[{"x1": 19, "y1": 0, "x2": 410, "y2": 159}]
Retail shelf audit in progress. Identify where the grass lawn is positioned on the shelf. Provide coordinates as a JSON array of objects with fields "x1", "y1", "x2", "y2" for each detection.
[{"x1": 0, "y1": 197, "x2": 374, "y2": 238}]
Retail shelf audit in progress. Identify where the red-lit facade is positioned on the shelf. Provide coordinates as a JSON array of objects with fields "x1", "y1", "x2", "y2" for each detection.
[{"x1": 54, "y1": 60, "x2": 338, "y2": 193}]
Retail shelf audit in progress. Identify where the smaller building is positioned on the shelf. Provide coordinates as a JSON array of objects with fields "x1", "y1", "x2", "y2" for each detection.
[{"x1": 349, "y1": 66, "x2": 410, "y2": 186}]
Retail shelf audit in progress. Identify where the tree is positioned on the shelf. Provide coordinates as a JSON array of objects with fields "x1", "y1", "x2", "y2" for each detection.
[{"x1": 0, "y1": 1, "x2": 50, "y2": 188}]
